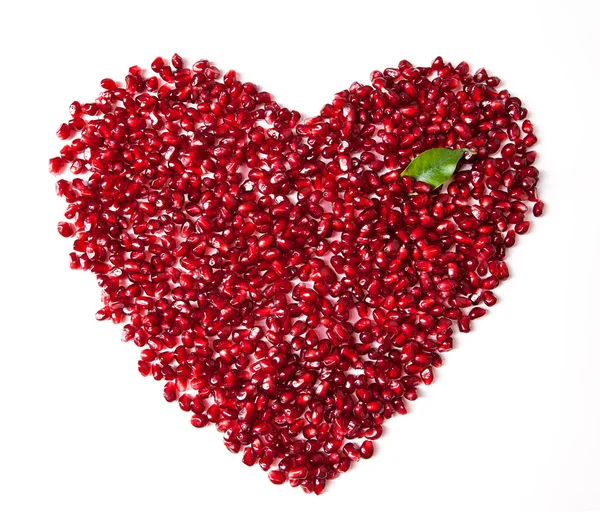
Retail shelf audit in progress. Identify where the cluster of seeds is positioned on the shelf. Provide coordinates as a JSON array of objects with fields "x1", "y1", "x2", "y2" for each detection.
[{"x1": 51, "y1": 54, "x2": 540, "y2": 493}]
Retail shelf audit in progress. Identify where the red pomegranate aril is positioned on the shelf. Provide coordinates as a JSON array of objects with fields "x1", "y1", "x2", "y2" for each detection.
[
  {"x1": 421, "y1": 367, "x2": 434, "y2": 385},
  {"x1": 469, "y1": 307, "x2": 487, "y2": 320},
  {"x1": 57, "y1": 221, "x2": 74, "y2": 237},
  {"x1": 437, "y1": 280, "x2": 456, "y2": 292},
  {"x1": 163, "y1": 382, "x2": 177, "y2": 402},
  {"x1": 242, "y1": 447, "x2": 256, "y2": 467},
  {"x1": 515, "y1": 221, "x2": 531, "y2": 234},
  {"x1": 190, "y1": 414, "x2": 209, "y2": 428},
  {"x1": 483, "y1": 159, "x2": 496, "y2": 177},
  {"x1": 100, "y1": 78, "x2": 118, "y2": 90},
  {"x1": 51, "y1": 55, "x2": 539, "y2": 494},
  {"x1": 360, "y1": 440, "x2": 374, "y2": 459},
  {"x1": 458, "y1": 316, "x2": 471, "y2": 333},
  {"x1": 288, "y1": 466, "x2": 309, "y2": 480},
  {"x1": 151, "y1": 57, "x2": 165, "y2": 72},
  {"x1": 482, "y1": 277, "x2": 500, "y2": 290},
  {"x1": 268, "y1": 470, "x2": 287, "y2": 485},
  {"x1": 482, "y1": 291, "x2": 497, "y2": 306},
  {"x1": 56, "y1": 123, "x2": 72, "y2": 140},
  {"x1": 49, "y1": 157, "x2": 65, "y2": 175},
  {"x1": 171, "y1": 53, "x2": 183, "y2": 69}
]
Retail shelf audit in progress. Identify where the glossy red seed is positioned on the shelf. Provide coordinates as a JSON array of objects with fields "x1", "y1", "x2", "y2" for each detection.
[
  {"x1": 421, "y1": 367, "x2": 434, "y2": 385},
  {"x1": 360, "y1": 440, "x2": 374, "y2": 459},
  {"x1": 458, "y1": 316, "x2": 471, "y2": 333},
  {"x1": 469, "y1": 307, "x2": 487, "y2": 320},
  {"x1": 483, "y1": 291, "x2": 498, "y2": 306},
  {"x1": 171, "y1": 53, "x2": 183, "y2": 69},
  {"x1": 57, "y1": 221, "x2": 74, "y2": 237},
  {"x1": 100, "y1": 78, "x2": 117, "y2": 90},
  {"x1": 515, "y1": 221, "x2": 531, "y2": 234},
  {"x1": 49, "y1": 157, "x2": 65, "y2": 175},
  {"x1": 190, "y1": 414, "x2": 208, "y2": 428},
  {"x1": 268, "y1": 470, "x2": 287, "y2": 485},
  {"x1": 163, "y1": 382, "x2": 177, "y2": 402},
  {"x1": 288, "y1": 466, "x2": 308, "y2": 479},
  {"x1": 56, "y1": 123, "x2": 72, "y2": 140}
]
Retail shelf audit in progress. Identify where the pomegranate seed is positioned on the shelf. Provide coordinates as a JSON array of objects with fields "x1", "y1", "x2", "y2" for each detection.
[
  {"x1": 171, "y1": 53, "x2": 184, "y2": 69},
  {"x1": 191, "y1": 414, "x2": 208, "y2": 428},
  {"x1": 163, "y1": 382, "x2": 177, "y2": 402},
  {"x1": 360, "y1": 441, "x2": 374, "y2": 459},
  {"x1": 51, "y1": 56, "x2": 540, "y2": 493},
  {"x1": 100, "y1": 78, "x2": 117, "y2": 90},
  {"x1": 515, "y1": 221, "x2": 531, "y2": 234},
  {"x1": 56, "y1": 123, "x2": 72, "y2": 140},
  {"x1": 289, "y1": 466, "x2": 308, "y2": 479},
  {"x1": 421, "y1": 367, "x2": 434, "y2": 385},
  {"x1": 268, "y1": 470, "x2": 287, "y2": 485},
  {"x1": 57, "y1": 222, "x2": 74, "y2": 237},
  {"x1": 458, "y1": 316, "x2": 471, "y2": 333},
  {"x1": 469, "y1": 307, "x2": 487, "y2": 320},
  {"x1": 49, "y1": 157, "x2": 65, "y2": 175}
]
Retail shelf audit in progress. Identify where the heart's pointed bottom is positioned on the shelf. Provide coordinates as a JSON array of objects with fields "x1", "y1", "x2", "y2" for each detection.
[{"x1": 52, "y1": 54, "x2": 540, "y2": 493}]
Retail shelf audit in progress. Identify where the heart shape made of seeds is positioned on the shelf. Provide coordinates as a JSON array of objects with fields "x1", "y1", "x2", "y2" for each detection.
[{"x1": 51, "y1": 54, "x2": 540, "y2": 494}]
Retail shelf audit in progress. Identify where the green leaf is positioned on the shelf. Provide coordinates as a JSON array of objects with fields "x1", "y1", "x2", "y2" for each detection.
[{"x1": 401, "y1": 148, "x2": 474, "y2": 189}]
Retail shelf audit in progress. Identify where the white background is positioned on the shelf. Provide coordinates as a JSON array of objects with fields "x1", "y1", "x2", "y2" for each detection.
[{"x1": 1, "y1": 0, "x2": 599, "y2": 526}]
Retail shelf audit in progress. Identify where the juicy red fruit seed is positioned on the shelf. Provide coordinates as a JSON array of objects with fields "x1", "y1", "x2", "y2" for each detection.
[
  {"x1": 57, "y1": 221, "x2": 74, "y2": 237},
  {"x1": 268, "y1": 470, "x2": 287, "y2": 485},
  {"x1": 49, "y1": 157, "x2": 65, "y2": 175},
  {"x1": 515, "y1": 221, "x2": 531, "y2": 234},
  {"x1": 56, "y1": 123, "x2": 71, "y2": 140},
  {"x1": 533, "y1": 201, "x2": 544, "y2": 217},
  {"x1": 51, "y1": 55, "x2": 540, "y2": 493},
  {"x1": 100, "y1": 78, "x2": 118, "y2": 90},
  {"x1": 360, "y1": 441, "x2": 374, "y2": 459}
]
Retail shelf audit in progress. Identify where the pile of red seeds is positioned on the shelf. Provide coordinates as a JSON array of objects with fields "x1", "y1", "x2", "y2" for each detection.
[{"x1": 51, "y1": 54, "x2": 540, "y2": 494}]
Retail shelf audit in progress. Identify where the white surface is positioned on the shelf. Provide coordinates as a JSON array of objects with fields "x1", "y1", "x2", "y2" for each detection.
[{"x1": 1, "y1": 0, "x2": 599, "y2": 526}]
